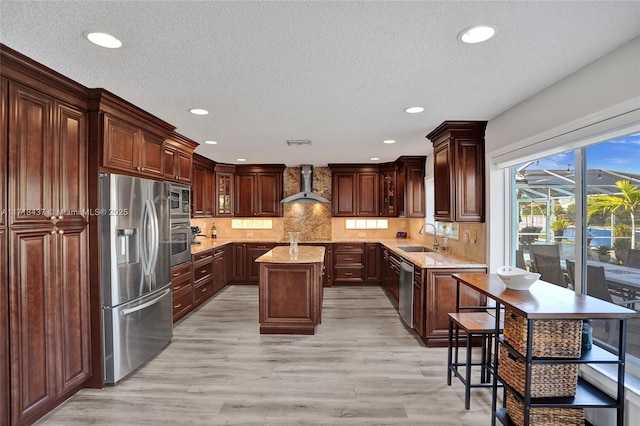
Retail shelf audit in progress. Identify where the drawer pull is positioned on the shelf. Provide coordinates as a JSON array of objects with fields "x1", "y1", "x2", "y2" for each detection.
[
  {"x1": 174, "y1": 285, "x2": 181, "y2": 291},
  {"x1": 174, "y1": 303, "x2": 182, "y2": 309},
  {"x1": 344, "y1": 257, "x2": 354, "y2": 261},
  {"x1": 201, "y1": 287, "x2": 207, "y2": 293},
  {"x1": 172, "y1": 272, "x2": 180, "y2": 277},
  {"x1": 200, "y1": 269, "x2": 207, "y2": 274},
  {"x1": 345, "y1": 272, "x2": 353, "y2": 276}
]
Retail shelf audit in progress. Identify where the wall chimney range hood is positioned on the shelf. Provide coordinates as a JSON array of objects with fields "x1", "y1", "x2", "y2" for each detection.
[{"x1": 281, "y1": 165, "x2": 330, "y2": 204}]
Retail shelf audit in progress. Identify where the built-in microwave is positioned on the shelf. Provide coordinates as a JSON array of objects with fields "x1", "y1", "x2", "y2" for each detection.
[
  {"x1": 169, "y1": 183, "x2": 191, "y2": 219},
  {"x1": 170, "y1": 221, "x2": 191, "y2": 267}
]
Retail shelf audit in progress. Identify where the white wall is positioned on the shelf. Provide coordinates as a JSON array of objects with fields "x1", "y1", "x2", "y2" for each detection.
[{"x1": 483, "y1": 36, "x2": 640, "y2": 426}]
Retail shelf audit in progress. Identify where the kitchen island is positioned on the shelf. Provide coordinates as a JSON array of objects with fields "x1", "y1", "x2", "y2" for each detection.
[{"x1": 256, "y1": 245, "x2": 326, "y2": 334}]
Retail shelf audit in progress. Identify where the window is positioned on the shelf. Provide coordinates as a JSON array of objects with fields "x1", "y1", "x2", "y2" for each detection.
[{"x1": 510, "y1": 133, "x2": 640, "y2": 375}]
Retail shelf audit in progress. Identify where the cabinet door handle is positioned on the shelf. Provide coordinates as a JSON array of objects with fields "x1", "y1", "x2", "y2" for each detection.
[
  {"x1": 51, "y1": 228, "x2": 57, "y2": 234},
  {"x1": 137, "y1": 166, "x2": 141, "y2": 171},
  {"x1": 58, "y1": 229, "x2": 64, "y2": 235}
]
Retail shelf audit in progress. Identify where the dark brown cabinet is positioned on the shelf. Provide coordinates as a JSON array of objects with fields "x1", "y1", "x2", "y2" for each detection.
[
  {"x1": 229, "y1": 242, "x2": 276, "y2": 284},
  {"x1": 381, "y1": 247, "x2": 400, "y2": 303},
  {"x1": 88, "y1": 89, "x2": 174, "y2": 180},
  {"x1": 364, "y1": 243, "x2": 381, "y2": 283},
  {"x1": 396, "y1": 156, "x2": 426, "y2": 218},
  {"x1": 5, "y1": 75, "x2": 91, "y2": 425},
  {"x1": 215, "y1": 163, "x2": 235, "y2": 217},
  {"x1": 213, "y1": 247, "x2": 227, "y2": 294},
  {"x1": 426, "y1": 121, "x2": 486, "y2": 222},
  {"x1": 164, "y1": 132, "x2": 197, "y2": 184},
  {"x1": 329, "y1": 165, "x2": 379, "y2": 217},
  {"x1": 333, "y1": 243, "x2": 365, "y2": 283},
  {"x1": 192, "y1": 154, "x2": 215, "y2": 217},
  {"x1": 171, "y1": 261, "x2": 193, "y2": 323},
  {"x1": 412, "y1": 267, "x2": 425, "y2": 336},
  {"x1": 193, "y1": 249, "x2": 214, "y2": 307},
  {"x1": 422, "y1": 267, "x2": 487, "y2": 347},
  {"x1": 0, "y1": 78, "x2": 6, "y2": 426},
  {"x1": 101, "y1": 114, "x2": 165, "y2": 178},
  {"x1": 379, "y1": 164, "x2": 397, "y2": 217},
  {"x1": 234, "y1": 165, "x2": 285, "y2": 217}
]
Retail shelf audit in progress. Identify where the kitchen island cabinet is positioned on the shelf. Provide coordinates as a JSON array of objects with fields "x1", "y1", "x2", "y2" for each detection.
[{"x1": 257, "y1": 246, "x2": 325, "y2": 334}]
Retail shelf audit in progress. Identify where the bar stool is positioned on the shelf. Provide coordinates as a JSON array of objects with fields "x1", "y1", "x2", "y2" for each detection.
[{"x1": 447, "y1": 311, "x2": 503, "y2": 409}]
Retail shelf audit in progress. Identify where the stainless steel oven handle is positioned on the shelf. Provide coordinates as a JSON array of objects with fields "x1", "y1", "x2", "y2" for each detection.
[{"x1": 120, "y1": 288, "x2": 171, "y2": 316}]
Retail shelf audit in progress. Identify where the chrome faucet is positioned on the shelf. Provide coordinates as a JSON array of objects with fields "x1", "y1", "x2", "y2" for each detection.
[{"x1": 419, "y1": 222, "x2": 439, "y2": 250}]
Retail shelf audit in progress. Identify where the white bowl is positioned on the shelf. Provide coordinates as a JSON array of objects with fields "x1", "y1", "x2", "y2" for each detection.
[{"x1": 496, "y1": 266, "x2": 540, "y2": 291}]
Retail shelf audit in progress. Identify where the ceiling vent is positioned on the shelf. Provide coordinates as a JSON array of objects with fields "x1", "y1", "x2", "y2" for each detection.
[{"x1": 286, "y1": 139, "x2": 312, "y2": 146}]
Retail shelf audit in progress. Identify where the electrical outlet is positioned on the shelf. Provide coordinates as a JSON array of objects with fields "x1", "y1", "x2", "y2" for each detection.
[
  {"x1": 247, "y1": 232, "x2": 254, "y2": 237},
  {"x1": 359, "y1": 232, "x2": 366, "y2": 238},
  {"x1": 400, "y1": 221, "x2": 406, "y2": 228}
]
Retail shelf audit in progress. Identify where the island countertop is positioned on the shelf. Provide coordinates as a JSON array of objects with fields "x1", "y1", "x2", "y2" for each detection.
[{"x1": 256, "y1": 246, "x2": 326, "y2": 264}]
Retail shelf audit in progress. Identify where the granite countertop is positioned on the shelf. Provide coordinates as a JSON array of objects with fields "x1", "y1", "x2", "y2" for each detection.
[
  {"x1": 255, "y1": 246, "x2": 326, "y2": 264},
  {"x1": 190, "y1": 237, "x2": 486, "y2": 269}
]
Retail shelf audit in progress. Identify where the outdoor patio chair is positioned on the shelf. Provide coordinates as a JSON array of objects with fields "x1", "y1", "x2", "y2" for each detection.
[
  {"x1": 532, "y1": 252, "x2": 568, "y2": 287},
  {"x1": 529, "y1": 244, "x2": 560, "y2": 273},
  {"x1": 624, "y1": 249, "x2": 640, "y2": 269}
]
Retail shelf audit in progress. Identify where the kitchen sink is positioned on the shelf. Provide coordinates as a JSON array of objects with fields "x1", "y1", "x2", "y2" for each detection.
[{"x1": 398, "y1": 245, "x2": 434, "y2": 253}]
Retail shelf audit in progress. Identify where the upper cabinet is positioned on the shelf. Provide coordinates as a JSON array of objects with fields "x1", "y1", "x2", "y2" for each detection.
[
  {"x1": 234, "y1": 165, "x2": 285, "y2": 217},
  {"x1": 329, "y1": 165, "x2": 379, "y2": 217},
  {"x1": 395, "y1": 156, "x2": 426, "y2": 218},
  {"x1": 192, "y1": 153, "x2": 215, "y2": 217},
  {"x1": 215, "y1": 163, "x2": 235, "y2": 217},
  {"x1": 164, "y1": 132, "x2": 197, "y2": 184},
  {"x1": 88, "y1": 89, "x2": 175, "y2": 180},
  {"x1": 330, "y1": 158, "x2": 425, "y2": 218},
  {"x1": 426, "y1": 121, "x2": 486, "y2": 222}
]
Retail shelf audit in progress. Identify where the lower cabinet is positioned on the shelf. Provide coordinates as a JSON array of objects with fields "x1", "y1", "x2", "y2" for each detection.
[
  {"x1": 171, "y1": 262, "x2": 193, "y2": 323},
  {"x1": 8, "y1": 224, "x2": 91, "y2": 425},
  {"x1": 193, "y1": 249, "x2": 214, "y2": 307},
  {"x1": 412, "y1": 267, "x2": 425, "y2": 336},
  {"x1": 333, "y1": 243, "x2": 365, "y2": 284},
  {"x1": 421, "y1": 267, "x2": 487, "y2": 347},
  {"x1": 213, "y1": 247, "x2": 227, "y2": 294},
  {"x1": 381, "y1": 247, "x2": 401, "y2": 303},
  {"x1": 230, "y1": 243, "x2": 275, "y2": 284}
]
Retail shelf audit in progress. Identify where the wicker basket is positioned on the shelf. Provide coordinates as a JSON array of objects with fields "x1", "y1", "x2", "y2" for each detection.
[
  {"x1": 506, "y1": 390, "x2": 585, "y2": 426},
  {"x1": 503, "y1": 308, "x2": 582, "y2": 358},
  {"x1": 499, "y1": 345, "x2": 578, "y2": 398}
]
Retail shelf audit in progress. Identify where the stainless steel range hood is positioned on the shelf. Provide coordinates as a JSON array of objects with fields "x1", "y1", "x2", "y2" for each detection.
[{"x1": 281, "y1": 165, "x2": 330, "y2": 204}]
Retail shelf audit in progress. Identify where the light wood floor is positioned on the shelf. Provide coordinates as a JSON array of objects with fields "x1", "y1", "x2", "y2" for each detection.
[{"x1": 39, "y1": 285, "x2": 494, "y2": 425}]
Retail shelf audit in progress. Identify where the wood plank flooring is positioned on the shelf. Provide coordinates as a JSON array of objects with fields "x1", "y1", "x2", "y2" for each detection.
[{"x1": 38, "y1": 286, "x2": 494, "y2": 425}]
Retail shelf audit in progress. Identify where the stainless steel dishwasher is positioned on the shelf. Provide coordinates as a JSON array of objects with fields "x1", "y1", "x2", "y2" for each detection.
[{"x1": 399, "y1": 259, "x2": 414, "y2": 326}]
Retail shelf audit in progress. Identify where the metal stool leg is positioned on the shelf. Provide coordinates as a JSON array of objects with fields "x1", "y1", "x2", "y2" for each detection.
[
  {"x1": 447, "y1": 318, "x2": 453, "y2": 385},
  {"x1": 464, "y1": 331, "x2": 472, "y2": 410}
]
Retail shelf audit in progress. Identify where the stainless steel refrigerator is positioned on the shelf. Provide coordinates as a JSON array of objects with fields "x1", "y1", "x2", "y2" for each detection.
[{"x1": 99, "y1": 173, "x2": 173, "y2": 384}]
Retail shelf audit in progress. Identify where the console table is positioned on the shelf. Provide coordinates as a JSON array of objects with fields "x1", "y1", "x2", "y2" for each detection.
[{"x1": 453, "y1": 273, "x2": 638, "y2": 426}]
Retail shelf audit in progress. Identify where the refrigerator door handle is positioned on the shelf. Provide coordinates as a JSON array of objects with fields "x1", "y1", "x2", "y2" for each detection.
[
  {"x1": 120, "y1": 288, "x2": 171, "y2": 316},
  {"x1": 146, "y1": 199, "x2": 160, "y2": 274},
  {"x1": 141, "y1": 199, "x2": 152, "y2": 276}
]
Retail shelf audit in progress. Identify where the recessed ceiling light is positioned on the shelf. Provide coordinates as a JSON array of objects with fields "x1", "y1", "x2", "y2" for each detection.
[
  {"x1": 458, "y1": 25, "x2": 496, "y2": 44},
  {"x1": 383, "y1": 139, "x2": 396, "y2": 144},
  {"x1": 237, "y1": 158, "x2": 247, "y2": 162},
  {"x1": 405, "y1": 106, "x2": 424, "y2": 114},
  {"x1": 189, "y1": 108, "x2": 209, "y2": 115},
  {"x1": 204, "y1": 140, "x2": 218, "y2": 145},
  {"x1": 370, "y1": 157, "x2": 380, "y2": 161},
  {"x1": 86, "y1": 32, "x2": 122, "y2": 49}
]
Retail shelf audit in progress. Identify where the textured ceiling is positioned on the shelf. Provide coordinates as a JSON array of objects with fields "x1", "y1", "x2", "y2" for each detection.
[{"x1": 1, "y1": 1, "x2": 639, "y2": 166}]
